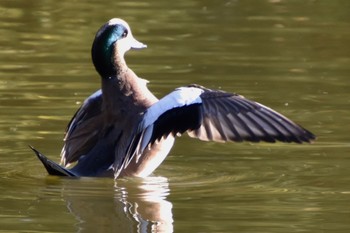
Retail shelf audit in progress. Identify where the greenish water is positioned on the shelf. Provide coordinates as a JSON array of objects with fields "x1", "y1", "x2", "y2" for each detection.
[{"x1": 1, "y1": 0, "x2": 350, "y2": 232}]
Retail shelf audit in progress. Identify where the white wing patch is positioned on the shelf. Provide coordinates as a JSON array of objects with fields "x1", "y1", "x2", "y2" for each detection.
[
  {"x1": 141, "y1": 87, "x2": 203, "y2": 128},
  {"x1": 134, "y1": 87, "x2": 204, "y2": 160}
]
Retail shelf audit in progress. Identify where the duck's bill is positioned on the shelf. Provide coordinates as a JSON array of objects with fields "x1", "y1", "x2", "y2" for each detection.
[{"x1": 130, "y1": 38, "x2": 147, "y2": 50}]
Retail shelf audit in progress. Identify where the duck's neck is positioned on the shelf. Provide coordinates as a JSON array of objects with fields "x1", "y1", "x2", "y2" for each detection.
[
  {"x1": 112, "y1": 47, "x2": 128, "y2": 75},
  {"x1": 95, "y1": 45, "x2": 157, "y2": 113},
  {"x1": 101, "y1": 73, "x2": 131, "y2": 97},
  {"x1": 92, "y1": 38, "x2": 129, "y2": 78},
  {"x1": 101, "y1": 69, "x2": 157, "y2": 115},
  {"x1": 96, "y1": 42, "x2": 132, "y2": 101}
]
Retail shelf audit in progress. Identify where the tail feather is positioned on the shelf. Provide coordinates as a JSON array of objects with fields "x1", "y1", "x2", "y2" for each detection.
[{"x1": 29, "y1": 145, "x2": 76, "y2": 177}]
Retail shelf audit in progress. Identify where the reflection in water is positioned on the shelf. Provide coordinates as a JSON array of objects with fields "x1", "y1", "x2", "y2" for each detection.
[
  {"x1": 60, "y1": 177, "x2": 173, "y2": 233},
  {"x1": 115, "y1": 177, "x2": 173, "y2": 233}
]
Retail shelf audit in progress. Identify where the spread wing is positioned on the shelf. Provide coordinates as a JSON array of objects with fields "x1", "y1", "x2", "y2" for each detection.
[
  {"x1": 60, "y1": 90, "x2": 104, "y2": 166},
  {"x1": 125, "y1": 85, "x2": 315, "y2": 166}
]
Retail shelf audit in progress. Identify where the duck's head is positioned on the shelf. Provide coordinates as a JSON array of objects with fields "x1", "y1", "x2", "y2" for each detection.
[{"x1": 91, "y1": 18, "x2": 147, "y2": 78}]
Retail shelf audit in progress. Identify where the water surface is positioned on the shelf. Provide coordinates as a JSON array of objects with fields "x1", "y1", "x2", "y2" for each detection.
[{"x1": 1, "y1": 0, "x2": 350, "y2": 232}]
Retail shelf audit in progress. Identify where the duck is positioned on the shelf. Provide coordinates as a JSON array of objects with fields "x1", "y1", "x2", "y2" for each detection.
[{"x1": 30, "y1": 18, "x2": 315, "y2": 179}]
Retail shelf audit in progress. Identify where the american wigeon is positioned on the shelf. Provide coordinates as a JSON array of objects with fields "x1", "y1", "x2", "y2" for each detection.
[{"x1": 31, "y1": 18, "x2": 315, "y2": 179}]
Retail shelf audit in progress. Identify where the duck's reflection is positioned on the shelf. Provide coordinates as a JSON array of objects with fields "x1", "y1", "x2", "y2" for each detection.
[
  {"x1": 114, "y1": 176, "x2": 173, "y2": 233},
  {"x1": 60, "y1": 176, "x2": 173, "y2": 233}
]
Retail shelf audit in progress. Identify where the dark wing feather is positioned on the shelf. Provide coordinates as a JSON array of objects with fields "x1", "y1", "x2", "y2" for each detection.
[
  {"x1": 150, "y1": 104, "x2": 202, "y2": 141},
  {"x1": 187, "y1": 88, "x2": 315, "y2": 143},
  {"x1": 145, "y1": 86, "x2": 315, "y2": 147},
  {"x1": 124, "y1": 85, "x2": 315, "y2": 170},
  {"x1": 61, "y1": 90, "x2": 104, "y2": 165}
]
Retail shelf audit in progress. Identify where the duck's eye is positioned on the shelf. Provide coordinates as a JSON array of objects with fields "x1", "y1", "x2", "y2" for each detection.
[{"x1": 122, "y1": 29, "x2": 128, "y2": 38}]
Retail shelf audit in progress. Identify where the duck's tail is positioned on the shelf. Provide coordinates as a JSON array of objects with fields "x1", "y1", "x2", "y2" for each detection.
[{"x1": 29, "y1": 145, "x2": 76, "y2": 177}]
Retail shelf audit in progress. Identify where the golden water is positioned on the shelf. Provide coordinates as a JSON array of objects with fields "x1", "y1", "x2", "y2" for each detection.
[{"x1": 1, "y1": 0, "x2": 350, "y2": 232}]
